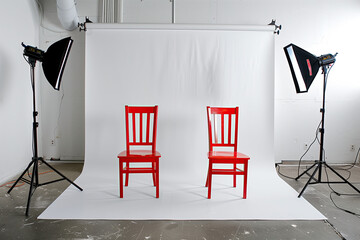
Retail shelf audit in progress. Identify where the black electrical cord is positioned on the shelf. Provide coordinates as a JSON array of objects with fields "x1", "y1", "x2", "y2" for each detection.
[
  {"x1": 297, "y1": 121, "x2": 322, "y2": 176},
  {"x1": 323, "y1": 163, "x2": 360, "y2": 217},
  {"x1": 276, "y1": 164, "x2": 296, "y2": 180},
  {"x1": 276, "y1": 120, "x2": 322, "y2": 180},
  {"x1": 329, "y1": 192, "x2": 360, "y2": 217},
  {"x1": 332, "y1": 147, "x2": 360, "y2": 174}
]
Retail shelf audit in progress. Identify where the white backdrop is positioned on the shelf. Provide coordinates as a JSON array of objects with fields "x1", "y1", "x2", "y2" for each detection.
[
  {"x1": 84, "y1": 24, "x2": 275, "y2": 178},
  {"x1": 39, "y1": 24, "x2": 324, "y2": 220}
]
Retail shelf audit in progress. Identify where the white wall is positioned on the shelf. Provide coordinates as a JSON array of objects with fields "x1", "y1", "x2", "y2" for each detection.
[
  {"x1": 38, "y1": 0, "x2": 360, "y2": 164},
  {"x1": 0, "y1": 0, "x2": 40, "y2": 183},
  {"x1": 271, "y1": 0, "x2": 360, "y2": 163},
  {"x1": 38, "y1": 0, "x2": 88, "y2": 160}
]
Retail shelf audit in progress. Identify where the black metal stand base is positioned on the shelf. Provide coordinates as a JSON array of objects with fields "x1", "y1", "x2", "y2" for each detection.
[
  {"x1": 296, "y1": 160, "x2": 360, "y2": 198},
  {"x1": 7, "y1": 157, "x2": 83, "y2": 216},
  {"x1": 7, "y1": 58, "x2": 82, "y2": 216}
]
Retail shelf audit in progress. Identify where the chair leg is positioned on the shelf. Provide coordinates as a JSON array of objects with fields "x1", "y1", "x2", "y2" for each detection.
[
  {"x1": 125, "y1": 162, "x2": 129, "y2": 186},
  {"x1": 152, "y1": 162, "x2": 156, "y2": 187},
  {"x1": 207, "y1": 162, "x2": 212, "y2": 199},
  {"x1": 233, "y1": 163, "x2": 237, "y2": 187},
  {"x1": 205, "y1": 165, "x2": 210, "y2": 187},
  {"x1": 119, "y1": 159, "x2": 123, "y2": 198},
  {"x1": 155, "y1": 158, "x2": 159, "y2": 198},
  {"x1": 243, "y1": 161, "x2": 248, "y2": 199}
]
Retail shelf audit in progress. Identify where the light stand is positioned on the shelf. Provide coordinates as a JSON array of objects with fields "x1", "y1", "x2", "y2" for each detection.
[
  {"x1": 284, "y1": 43, "x2": 360, "y2": 198},
  {"x1": 295, "y1": 64, "x2": 360, "y2": 197},
  {"x1": 7, "y1": 38, "x2": 83, "y2": 216}
]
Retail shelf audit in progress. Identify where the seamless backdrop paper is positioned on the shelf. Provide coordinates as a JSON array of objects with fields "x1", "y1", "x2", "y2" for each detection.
[{"x1": 39, "y1": 24, "x2": 324, "y2": 220}]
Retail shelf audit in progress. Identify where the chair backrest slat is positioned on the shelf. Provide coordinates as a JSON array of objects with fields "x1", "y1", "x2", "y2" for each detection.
[
  {"x1": 207, "y1": 106, "x2": 239, "y2": 152},
  {"x1": 139, "y1": 112, "x2": 143, "y2": 143},
  {"x1": 125, "y1": 105, "x2": 158, "y2": 152},
  {"x1": 221, "y1": 114, "x2": 224, "y2": 144},
  {"x1": 213, "y1": 113, "x2": 218, "y2": 144},
  {"x1": 146, "y1": 112, "x2": 151, "y2": 143},
  {"x1": 228, "y1": 114, "x2": 232, "y2": 144},
  {"x1": 132, "y1": 112, "x2": 136, "y2": 143}
]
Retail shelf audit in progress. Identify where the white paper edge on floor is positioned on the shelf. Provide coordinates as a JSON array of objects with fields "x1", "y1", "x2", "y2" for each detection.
[{"x1": 38, "y1": 160, "x2": 326, "y2": 220}]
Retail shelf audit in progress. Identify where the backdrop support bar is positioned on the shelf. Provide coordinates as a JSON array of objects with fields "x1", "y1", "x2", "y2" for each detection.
[{"x1": 171, "y1": 0, "x2": 175, "y2": 23}]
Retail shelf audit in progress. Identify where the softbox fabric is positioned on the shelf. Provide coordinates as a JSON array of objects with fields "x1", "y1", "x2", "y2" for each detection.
[
  {"x1": 284, "y1": 44, "x2": 320, "y2": 93},
  {"x1": 42, "y1": 37, "x2": 73, "y2": 90}
]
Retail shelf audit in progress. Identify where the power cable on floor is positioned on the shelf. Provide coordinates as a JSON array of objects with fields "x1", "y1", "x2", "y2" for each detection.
[{"x1": 323, "y1": 162, "x2": 360, "y2": 217}]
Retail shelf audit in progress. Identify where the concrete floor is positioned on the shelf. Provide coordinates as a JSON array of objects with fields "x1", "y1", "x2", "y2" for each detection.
[{"x1": 0, "y1": 161, "x2": 359, "y2": 240}]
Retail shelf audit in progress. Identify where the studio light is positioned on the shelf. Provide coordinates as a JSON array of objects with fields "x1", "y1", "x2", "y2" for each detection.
[
  {"x1": 22, "y1": 37, "x2": 73, "y2": 90},
  {"x1": 284, "y1": 44, "x2": 337, "y2": 93},
  {"x1": 7, "y1": 37, "x2": 83, "y2": 216},
  {"x1": 284, "y1": 43, "x2": 360, "y2": 198}
]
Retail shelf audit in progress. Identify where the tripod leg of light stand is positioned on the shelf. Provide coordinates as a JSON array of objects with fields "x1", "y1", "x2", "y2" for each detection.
[
  {"x1": 39, "y1": 158, "x2": 83, "y2": 191},
  {"x1": 25, "y1": 158, "x2": 39, "y2": 216},
  {"x1": 298, "y1": 164, "x2": 320, "y2": 198},
  {"x1": 323, "y1": 163, "x2": 360, "y2": 194},
  {"x1": 295, "y1": 162, "x2": 318, "y2": 181},
  {"x1": 7, "y1": 159, "x2": 35, "y2": 194},
  {"x1": 14, "y1": 57, "x2": 83, "y2": 216}
]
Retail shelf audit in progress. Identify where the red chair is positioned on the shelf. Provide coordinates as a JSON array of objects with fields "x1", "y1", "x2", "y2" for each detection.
[
  {"x1": 205, "y1": 106, "x2": 250, "y2": 199},
  {"x1": 117, "y1": 105, "x2": 161, "y2": 198}
]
